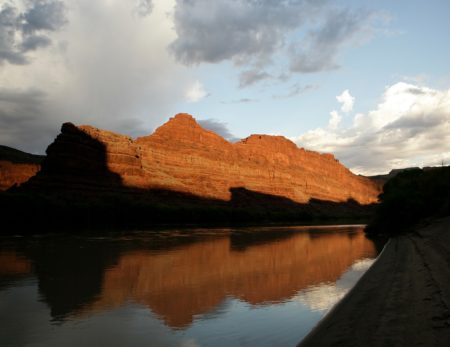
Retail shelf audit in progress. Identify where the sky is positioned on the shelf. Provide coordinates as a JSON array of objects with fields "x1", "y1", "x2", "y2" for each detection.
[{"x1": 1, "y1": 0, "x2": 450, "y2": 175}]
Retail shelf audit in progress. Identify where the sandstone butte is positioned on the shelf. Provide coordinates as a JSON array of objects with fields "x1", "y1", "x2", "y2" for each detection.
[{"x1": 3, "y1": 113, "x2": 381, "y2": 204}]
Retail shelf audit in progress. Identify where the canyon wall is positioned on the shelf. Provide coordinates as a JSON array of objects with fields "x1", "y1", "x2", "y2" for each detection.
[
  {"x1": 0, "y1": 145, "x2": 43, "y2": 191},
  {"x1": 25, "y1": 113, "x2": 380, "y2": 204}
]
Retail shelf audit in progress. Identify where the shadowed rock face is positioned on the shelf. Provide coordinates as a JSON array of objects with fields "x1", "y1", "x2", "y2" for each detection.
[{"x1": 24, "y1": 114, "x2": 380, "y2": 204}]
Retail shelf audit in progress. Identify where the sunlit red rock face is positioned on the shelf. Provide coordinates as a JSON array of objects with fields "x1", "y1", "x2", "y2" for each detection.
[
  {"x1": 0, "y1": 145, "x2": 43, "y2": 191},
  {"x1": 30, "y1": 113, "x2": 380, "y2": 204},
  {"x1": 0, "y1": 162, "x2": 41, "y2": 191},
  {"x1": 78, "y1": 229, "x2": 376, "y2": 328}
]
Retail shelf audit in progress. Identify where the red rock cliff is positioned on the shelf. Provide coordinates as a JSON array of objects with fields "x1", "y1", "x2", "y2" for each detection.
[
  {"x1": 27, "y1": 113, "x2": 380, "y2": 204},
  {"x1": 0, "y1": 145, "x2": 43, "y2": 191}
]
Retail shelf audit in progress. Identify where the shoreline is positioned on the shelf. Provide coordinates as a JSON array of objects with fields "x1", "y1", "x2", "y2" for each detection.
[
  {"x1": 0, "y1": 213, "x2": 372, "y2": 235},
  {"x1": 299, "y1": 216, "x2": 450, "y2": 347}
]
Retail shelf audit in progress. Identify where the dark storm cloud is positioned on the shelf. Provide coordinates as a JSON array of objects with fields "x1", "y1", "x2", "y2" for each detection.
[
  {"x1": 22, "y1": 0, "x2": 67, "y2": 33},
  {"x1": 290, "y1": 9, "x2": 372, "y2": 73},
  {"x1": 0, "y1": 0, "x2": 66, "y2": 65},
  {"x1": 0, "y1": 4, "x2": 26, "y2": 64},
  {"x1": 198, "y1": 119, "x2": 239, "y2": 142},
  {"x1": 0, "y1": 88, "x2": 57, "y2": 153},
  {"x1": 0, "y1": 88, "x2": 45, "y2": 104},
  {"x1": 0, "y1": 86, "x2": 153, "y2": 153},
  {"x1": 169, "y1": 0, "x2": 327, "y2": 65},
  {"x1": 1, "y1": 0, "x2": 194, "y2": 155},
  {"x1": 20, "y1": 35, "x2": 51, "y2": 51}
]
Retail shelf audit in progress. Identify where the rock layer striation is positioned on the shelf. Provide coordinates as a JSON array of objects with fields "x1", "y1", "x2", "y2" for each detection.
[{"x1": 26, "y1": 113, "x2": 380, "y2": 204}]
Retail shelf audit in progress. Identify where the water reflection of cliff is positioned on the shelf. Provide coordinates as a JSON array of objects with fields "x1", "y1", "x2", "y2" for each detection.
[
  {"x1": 79, "y1": 229, "x2": 376, "y2": 329},
  {"x1": 0, "y1": 251, "x2": 33, "y2": 291},
  {"x1": 0, "y1": 252, "x2": 32, "y2": 276}
]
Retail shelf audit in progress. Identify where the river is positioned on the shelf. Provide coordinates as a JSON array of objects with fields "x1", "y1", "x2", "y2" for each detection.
[{"x1": 0, "y1": 225, "x2": 381, "y2": 347}]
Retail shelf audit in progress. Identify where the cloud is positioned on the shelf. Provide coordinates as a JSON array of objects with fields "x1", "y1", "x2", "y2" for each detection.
[
  {"x1": 20, "y1": 34, "x2": 51, "y2": 51},
  {"x1": 290, "y1": 9, "x2": 374, "y2": 73},
  {"x1": 0, "y1": 88, "x2": 57, "y2": 153},
  {"x1": 22, "y1": 0, "x2": 67, "y2": 33},
  {"x1": 134, "y1": 0, "x2": 153, "y2": 17},
  {"x1": 328, "y1": 110, "x2": 341, "y2": 129},
  {"x1": 292, "y1": 82, "x2": 450, "y2": 175},
  {"x1": 169, "y1": 0, "x2": 323, "y2": 66},
  {"x1": 296, "y1": 283, "x2": 347, "y2": 312},
  {"x1": 239, "y1": 69, "x2": 272, "y2": 88},
  {"x1": 221, "y1": 98, "x2": 257, "y2": 104},
  {"x1": 185, "y1": 80, "x2": 208, "y2": 102},
  {"x1": 351, "y1": 258, "x2": 375, "y2": 271},
  {"x1": 336, "y1": 89, "x2": 355, "y2": 112},
  {"x1": 272, "y1": 83, "x2": 317, "y2": 99},
  {"x1": 0, "y1": 0, "x2": 67, "y2": 65},
  {"x1": 197, "y1": 118, "x2": 239, "y2": 142},
  {"x1": 169, "y1": 1, "x2": 380, "y2": 86},
  {"x1": 0, "y1": 0, "x2": 193, "y2": 153},
  {"x1": 295, "y1": 258, "x2": 374, "y2": 312}
]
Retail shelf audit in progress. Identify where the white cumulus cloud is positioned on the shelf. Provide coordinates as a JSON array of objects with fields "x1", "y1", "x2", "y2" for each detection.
[
  {"x1": 293, "y1": 82, "x2": 450, "y2": 175},
  {"x1": 185, "y1": 80, "x2": 208, "y2": 103},
  {"x1": 336, "y1": 89, "x2": 355, "y2": 113},
  {"x1": 328, "y1": 110, "x2": 342, "y2": 129}
]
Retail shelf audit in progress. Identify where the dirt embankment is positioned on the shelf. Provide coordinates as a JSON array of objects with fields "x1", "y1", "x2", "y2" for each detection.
[{"x1": 299, "y1": 217, "x2": 450, "y2": 347}]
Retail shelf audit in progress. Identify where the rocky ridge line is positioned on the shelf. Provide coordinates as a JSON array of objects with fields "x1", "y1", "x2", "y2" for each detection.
[{"x1": 22, "y1": 113, "x2": 380, "y2": 204}]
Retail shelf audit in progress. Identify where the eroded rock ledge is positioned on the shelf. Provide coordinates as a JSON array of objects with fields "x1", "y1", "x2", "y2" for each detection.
[{"x1": 21, "y1": 113, "x2": 380, "y2": 204}]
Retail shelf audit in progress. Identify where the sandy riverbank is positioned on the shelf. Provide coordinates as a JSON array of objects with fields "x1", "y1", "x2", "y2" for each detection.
[{"x1": 299, "y1": 216, "x2": 450, "y2": 347}]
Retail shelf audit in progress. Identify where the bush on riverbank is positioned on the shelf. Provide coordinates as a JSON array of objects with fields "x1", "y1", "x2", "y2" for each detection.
[{"x1": 366, "y1": 166, "x2": 450, "y2": 236}]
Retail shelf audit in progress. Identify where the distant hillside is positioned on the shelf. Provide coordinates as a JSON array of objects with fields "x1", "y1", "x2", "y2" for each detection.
[
  {"x1": 0, "y1": 145, "x2": 44, "y2": 164},
  {"x1": 367, "y1": 167, "x2": 421, "y2": 185},
  {"x1": 366, "y1": 166, "x2": 450, "y2": 236}
]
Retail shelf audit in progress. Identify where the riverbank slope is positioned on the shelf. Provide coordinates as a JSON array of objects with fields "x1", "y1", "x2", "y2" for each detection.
[{"x1": 299, "y1": 217, "x2": 450, "y2": 347}]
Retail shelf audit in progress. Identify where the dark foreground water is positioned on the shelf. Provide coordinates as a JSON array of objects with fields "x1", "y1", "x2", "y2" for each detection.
[{"x1": 0, "y1": 225, "x2": 380, "y2": 347}]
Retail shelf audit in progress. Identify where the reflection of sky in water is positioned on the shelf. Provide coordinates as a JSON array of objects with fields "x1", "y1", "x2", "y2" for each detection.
[
  {"x1": 0, "y1": 258, "x2": 376, "y2": 347},
  {"x1": 295, "y1": 258, "x2": 375, "y2": 312}
]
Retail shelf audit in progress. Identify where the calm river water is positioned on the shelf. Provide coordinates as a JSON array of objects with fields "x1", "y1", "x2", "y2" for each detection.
[{"x1": 0, "y1": 225, "x2": 381, "y2": 347}]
